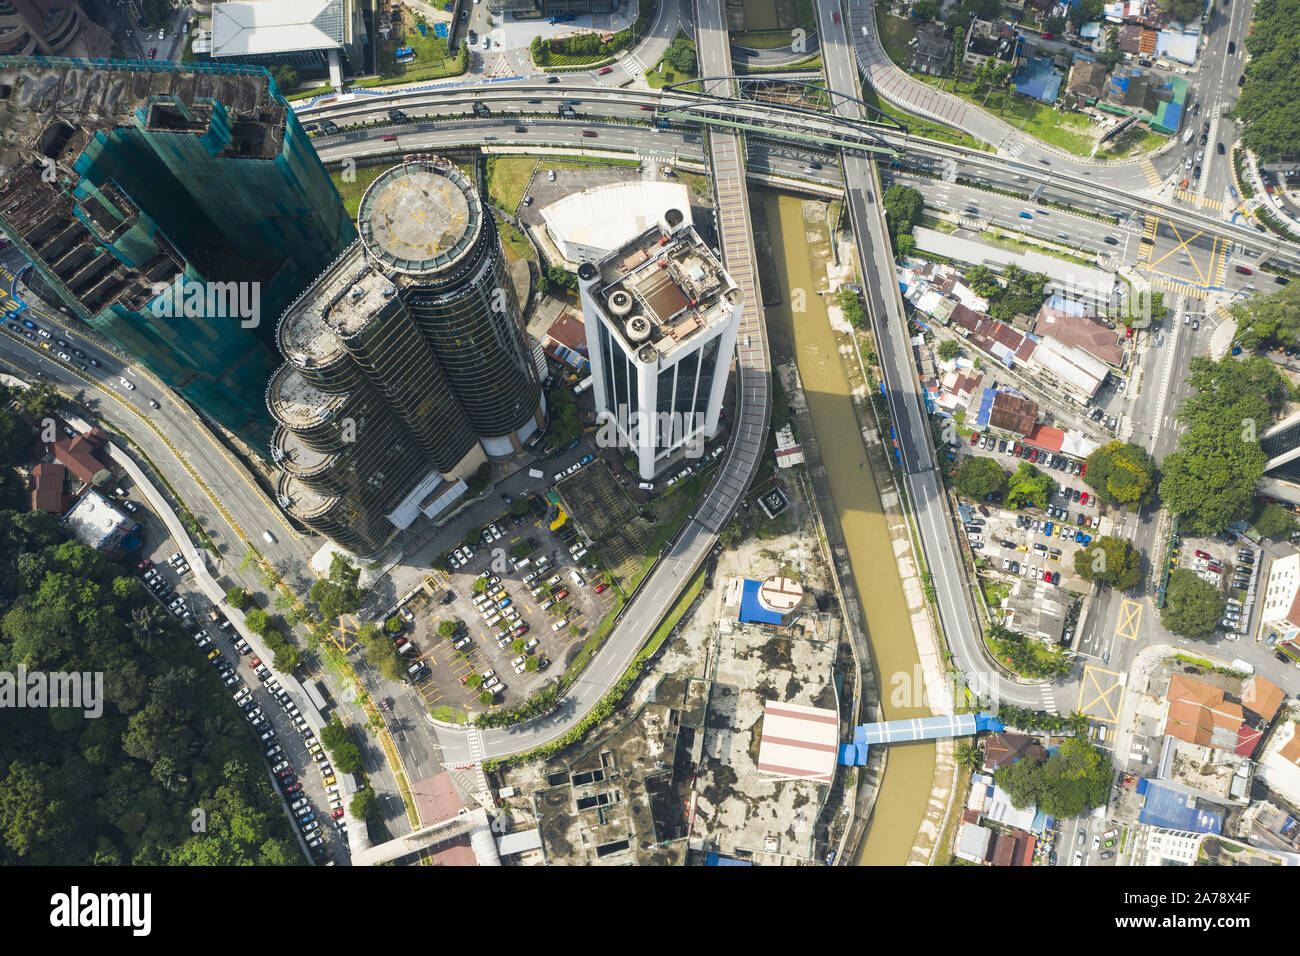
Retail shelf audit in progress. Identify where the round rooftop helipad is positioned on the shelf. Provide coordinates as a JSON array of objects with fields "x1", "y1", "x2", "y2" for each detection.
[{"x1": 357, "y1": 160, "x2": 482, "y2": 275}]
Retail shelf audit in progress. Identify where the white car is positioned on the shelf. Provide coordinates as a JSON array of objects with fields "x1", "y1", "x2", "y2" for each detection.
[{"x1": 119, "y1": 377, "x2": 135, "y2": 390}]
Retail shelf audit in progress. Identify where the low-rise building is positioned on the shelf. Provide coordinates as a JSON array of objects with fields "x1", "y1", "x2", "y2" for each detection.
[
  {"x1": 910, "y1": 22, "x2": 952, "y2": 76},
  {"x1": 29, "y1": 461, "x2": 68, "y2": 514},
  {"x1": 1258, "y1": 552, "x2": 1300, "y2": 644},
  {"x1": 963, "y1": 18, "x2": 1018, "y2": 69},
  {"x1": 61, "y1": 489, "x2": 140, "y2": 558}
]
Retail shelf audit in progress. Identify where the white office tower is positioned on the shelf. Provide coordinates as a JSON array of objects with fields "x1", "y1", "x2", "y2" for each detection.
[{"x1": 579, "y1": 209, "x2": 742, "y2": 480}]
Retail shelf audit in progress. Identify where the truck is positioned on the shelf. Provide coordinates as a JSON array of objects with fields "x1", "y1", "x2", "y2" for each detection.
[
  {"x1": 1182, "y1": 126, "x2": 1195, "y2": 145},
  {"x1": 528, "y1": 467, "x2": 544, "y2": 479},
  {"x1": 1231, "y1": 658, "x2": 1255, "y2": 675}
]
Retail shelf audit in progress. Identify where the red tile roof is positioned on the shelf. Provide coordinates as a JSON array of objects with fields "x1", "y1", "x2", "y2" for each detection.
[
  {"x1": 1164, "y1": 673, "x2": 1244, "y2": 750},
  {"x1": 29, "y1": 462, "x2": 68, "y2": 514},
  {"x1": 1022, "y1": 424, "x2": 1065, "y2": 453},
  {"x1": 1035, "y1": 308, "x2": 1124, "y2": 367},
  {"x1": 53, "y1": 430, "x2": 111, "y2": 486},
  {"x1": 1243, "y1": 675, "x2": 1285, "y2": 723},
  {"x1": 543, "y1": 311, "x2": 588, "y2": 355}
]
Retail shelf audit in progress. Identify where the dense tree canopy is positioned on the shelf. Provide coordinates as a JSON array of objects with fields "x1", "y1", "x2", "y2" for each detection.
[
  {"x1": 1159, "y1": 357, "x2": 1288, "y2": 534},
  {"x1": 1006, "y1": 462, "x2": 1056, "y2": 510},
  {"x1": 1233, "y1": 0, "x2": 1300, "y2": 161},
  {"x1": 1160, "y1": 568, "x2": 1227, "y2": 639},
  {"x1": 1083, "y1": 441, "x2": 1158, "y2": 507},
  {"x1": 1254, "y1": 501, "x2": 1299, "y2": 539},
  {"x1": 319, "y1": 718, "x2": 364, "y2": 775},
  {"x1": 1073, "y1": 535, "x2": 1143, "y2": 590},
  {"x1": 309, "y1": 553, "x2": 363, "y2": 622},
  {"x1": 954, "y1": 456, "x2": 1007, "y2": 500},
  {"x1": 1228, "y1": 283, "x2": 1300, "y2": 351},
  {"x1": 994, "y1": 737, "x2": 1112, "y2": 817},
  {"x1": 546, "y1": 386, "x2": 582, "y2": 449},
  {"x1": 0, "y1": 508, "x2": 297, "y2": 864},
  {"x1": 883, "y1": 184, "x2": 924, "y2": 256}
]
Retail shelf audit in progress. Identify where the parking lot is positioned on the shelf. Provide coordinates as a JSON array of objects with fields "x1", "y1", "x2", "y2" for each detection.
[
  {"x1": 959, "y1": 433, "x2": 1103, "y2": 595},
  {"x1": 1169, "y1": 530, "x2": 1259, "y2": 641},
  {"x1": 127, "y1": 504, "x2": 345, "y2": 865},
  {"x1": 395, "y1": 488, "x2": 618, "y2": 716}
]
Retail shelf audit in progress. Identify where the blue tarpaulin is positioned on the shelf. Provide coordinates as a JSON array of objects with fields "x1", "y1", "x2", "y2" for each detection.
[
  {"x1": 1013, "y1": 56, "x2": 1063, "y2": 103},
  {"x1": 739, "y1": 578, "x2": 784, "y2": 626},
  {"x1": 1137, "y1": 781, "x2": 1223, "y2": 834}
]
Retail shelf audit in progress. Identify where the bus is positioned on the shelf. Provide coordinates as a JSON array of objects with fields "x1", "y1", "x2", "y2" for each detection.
[{"x1": 304, "y1": 679, "x2": 329, "y2": 712}]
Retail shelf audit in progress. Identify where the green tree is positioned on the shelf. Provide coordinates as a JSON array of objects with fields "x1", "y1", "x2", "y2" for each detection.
[
  {"x1": 270, "y1": 64, "x2": 299, "y2": 92},
  {"x1": 479, "y1": 690, "x2": 495, "y2": 707},
  {"x1": 664, "y1": 36, "x2": 697, "y2": 74},
  {"x1": 1073, "y1": 536, "x2": 1143, "y2": 590},
  {"x1": 1160, "y1": 568, "x2": 1227, "y2": 639},
  {"x1": 366, "y1": 638, "x2": 405, "y2": 682},
  {"x1": 1254, "y1": 500, "x2": 1299, "y2": 539},
  {"x1": 384, "y1": 615, "x2": 404, "y2": 635},
  {"x1": 546, "y1": 386, "x2": 582, "y2": 449},
  {"x1": 309, "y1": 553, "x2": 363, "y2": 622},
  {"x1": 530, "y1": 35, "x2": 550, "y2": 65},
  {"x1": 466, "y1": 673, "x2": 483, "y2": 688},
  {"x1": 954, "y1": 456, "x2": 1007, "y2": 500},
  {"x1": 937, "y1": 339, "x2": 962, "y2": 361},
  {"x1": 1160, "y1": 356, "x2": 1287, "y2": 534},
  {"x1": 511, "y1": 638, "x2": 527, "y2": 654},
  {"x1": 319, "y1": 719, "x2": 364, "y2": 775},
  {"x1": 350, "y1": 789, "x2": 381, "y2": 822},
  {"x1": 955, "y1": 740, "x2": 983, "y2": 772},
  {"x1": 1228, "y1": 282, "x2": 1300, "y2": 350},
  {"x1": 225, "y1": 586, "x2": 248, "y2": 610},
  {"x1": 882, "y1": 184, "x2": 924, "y2": 252},
  {"x1": 244, "y1": 607, "x2": 269, "y2": 635},
  {"x1": 1006, "y1": 462, "x2": 1055, "y2": 510},
  {"x1": 1083, "y1": 441, "x2": 1159, "y2": 507},
  {"x1": 525, "y1": 656, "x2": 540, "y2": 672},
  {"x1": 966, "y1": 264, "x2": 1000, "y2": 298},
  {"x1": 438, "y1": 620, "x2": 458, "y2": 639},
  {"x1": 472, "y1": 575, "x2": 488, "y2": 594},
  {"x1": 430, "y1": 553, "x2": 451, "y2": 573},
  {"x1": 511, "y1": 539, "x2": 533, "y2": 559},
  {"x1": 994, "y1": 737, "x2": 1110, "y2": 817},
  {"x1": 912, "y1": 0, "x2": 941, "y2": 19}
]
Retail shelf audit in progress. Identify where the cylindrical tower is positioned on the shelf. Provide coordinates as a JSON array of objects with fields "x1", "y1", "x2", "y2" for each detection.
[{"x1": 357, "y1": 158, "x2": 543, "y2": 458}]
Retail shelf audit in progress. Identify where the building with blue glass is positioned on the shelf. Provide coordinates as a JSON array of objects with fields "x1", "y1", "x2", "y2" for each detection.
[{"x1": 0, "y1": 57, "x2": 357, "y2": 446}]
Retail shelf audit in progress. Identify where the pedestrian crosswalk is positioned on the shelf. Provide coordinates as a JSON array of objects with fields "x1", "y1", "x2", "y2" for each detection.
[
  {"x1": 1147, "y1": 274, "x2": 1209, "y2": 297},
  {"x1": 1136, "y1": 215, "x2": 1158, "y2": 262},
  {"x1": 1174, "y1": 189, "x2": 1224, "y2": 211},
  {"x1": 1212, "y1": 247, "x2": 1230, "y2": 287},
  {"x1": 622, "y1": 50, "x2": 647, "y2": 77},
  {"x1": 1139, "y1": 157, "x2": 1161, "y2": 189},
  {"x1": 1041, "y1": 684, "x2": 1059, "y2": 715}
]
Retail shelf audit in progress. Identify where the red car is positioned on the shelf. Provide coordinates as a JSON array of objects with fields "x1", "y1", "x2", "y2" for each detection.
[
  {"x1": 382, "y1": 134, "x2": 398, "y2": 142},
  {"x1": 582, "y1": 130, "x2": 597, "y2": 137},
  {"x1": 594, "y1": 582, "x2": 608, "y2": 594},
  {"x1": 512, "y1": 623, "x2": 529, "y2": 637},
  {"x1": 1207, "y1": 562, "x2": 1222, "y2": 573},
  {"x1": 1029, "y1": 449, "x2": 1039, "y2": 462},
  {"x1": 969, "y1": 431, "x2": 980, "y2": 446},
  {"x1": 1080, "y1": 463, "x2": 1087, "y2": 474},
  {"x1": 285, "y1": 782, "x2": 302, "y2": 794},
  {"x1": 597, "y1": 66, "x2": 613, "y2": 75},
  {"x1": 332, "y1": 808, "x2": 345, "y2": 818},
  {"x1": 1195, "y1": 549, "x2": 1212, "y2": 560},
  {"x1": 1080, "y1": 492, "x2": 1089, "y2": 505},
  {"x1": 137, "y1": 559, "x2": 153, "y2": 570},
  {"x1": 1126, "y1": 326, "x2": 1134, "y2": 338},
  {"x1": 640, "y1": 105, "x2": 654, "y2": 110},
  {"x1": 249, "y1": 656, "x2": 261, "y2": 668},
  {"x1": 553, "y1": 588, "x2": 568, "y2": 601},
  {"x1": 1040, "y1": 31, "x2": 1053, "y2": 39},
  {"x1": 458, "y1": 675, "x2": 468, "y2": 685},
  {"x1": 833, "y1": 11, "x2": 841, "y2": 23}
]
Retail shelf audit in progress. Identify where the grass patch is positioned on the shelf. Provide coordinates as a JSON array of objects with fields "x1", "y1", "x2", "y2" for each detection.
[
  {"x1": 1232, "y1": 146, "x2": 1255, "y2": 199},
  {"x1": 330, "y1": 165, "x2": 391, "y2": 219},
  {"x1": 365, "y1": 20, "x2": 467, "y2": 86},
  {"x1": 979, "y1": 227, "x2": 1097, "y2": 267},
  {"x1": 673, "y1": 168, "x2": 712, "y2": 200},
  {"x1": 736, "y1": 53, "x2": 822, "y2": 73},
  {"x1": 485, "y1": 155, "x2": 539, "y2": 212},
  {"x1": 981, "y1": 578, "x2": 1010, "y2": 608},
  {"x1": 733, "y1": 29, "x2": 802, "y2": 49},
  {"x1": 1094, "y1": 125, "x2": 1168, "y2": 161},
  {"x1": 287, "y1": 83, "x2": 335, "y2": 102},
  {"x1": 496, "y1": 216, "x2": 533, "y2": 262},
  {"x1": 430, "y1": 704, "x2": 454, "y2": 722},
  {"x1": 874, "y1": 7, "x2": 917, "y2": 67}
]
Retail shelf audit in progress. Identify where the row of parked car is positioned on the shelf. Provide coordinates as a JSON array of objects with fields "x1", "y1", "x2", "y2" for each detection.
[{"x1": 970, "y1": 431, "x2": 1087, "y2": 476}]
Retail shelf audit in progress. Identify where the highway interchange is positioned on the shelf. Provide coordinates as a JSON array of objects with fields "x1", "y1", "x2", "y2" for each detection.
[{"x1": 8, "y1": 0, "x2": 1300, "y2": 851}]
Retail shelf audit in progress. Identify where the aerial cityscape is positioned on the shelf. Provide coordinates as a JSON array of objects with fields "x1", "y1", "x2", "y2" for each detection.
[{"x1": 1, "y1": 0, "x2": 1299, "y2": 888}]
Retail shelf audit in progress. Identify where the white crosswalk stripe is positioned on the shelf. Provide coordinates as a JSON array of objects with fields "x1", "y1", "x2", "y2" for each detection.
[{"x1": 1041, "y1": 685, "x2": 1058, "y2": 715}]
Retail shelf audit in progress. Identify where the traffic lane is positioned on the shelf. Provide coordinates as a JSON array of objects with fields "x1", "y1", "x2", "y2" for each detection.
[
  {"x1": 3, "y1": 308, "x2": 315, "y2": 581},
  {"x1": 471, "y1": 518, "x2": 713, "y2": 758}
]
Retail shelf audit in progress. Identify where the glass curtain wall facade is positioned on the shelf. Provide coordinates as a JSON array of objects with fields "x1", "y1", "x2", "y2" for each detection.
[{"x1": 0, "y1": 58, "x2": 356, "y2": 446}]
